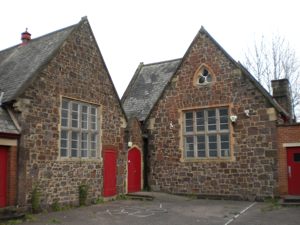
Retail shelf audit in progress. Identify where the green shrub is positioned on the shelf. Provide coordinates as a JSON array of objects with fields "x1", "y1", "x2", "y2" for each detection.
[
  {"x1": 51, "y1": 200, "x2": 61, "y2": 212},
  {"x1": 79, "y1": 184, "x2": 88, "y2": 206},
  {"x1": 31, "y1": 185, "x2": 41, "y2": 213}
]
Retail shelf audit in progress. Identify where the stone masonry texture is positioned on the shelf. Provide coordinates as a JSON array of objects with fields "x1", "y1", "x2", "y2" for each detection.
[
  {"x1": 145, "y1": 31, "x2": 280, "y2": 200},
  {"x1": 12, "y1": 21, "x2": 127, "y2": 208}
]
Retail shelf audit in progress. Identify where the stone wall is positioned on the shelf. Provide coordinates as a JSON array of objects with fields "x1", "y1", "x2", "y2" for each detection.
[
  {"x1": 146, "y1": 31, "x2": 279, "y2": 200},
  {"x1": 277, "y1": 124, "x2": 300, "y2": 195},
  {"x1": 14, "y1": 20, "x2": 126, "y2": 207}
]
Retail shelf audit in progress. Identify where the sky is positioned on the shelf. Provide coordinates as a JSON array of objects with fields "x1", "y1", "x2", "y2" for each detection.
[{"x1": 1, "y1": 0, "x2": 300, "y2": 98}]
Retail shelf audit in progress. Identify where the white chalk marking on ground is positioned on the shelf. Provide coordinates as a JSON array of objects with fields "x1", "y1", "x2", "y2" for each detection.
[
  {"x1": 105, "y1": 205, "x2": 167, "y2": 218},
  {"x1": 224, "y1": 202, "x2": 256, "y2": 225}
]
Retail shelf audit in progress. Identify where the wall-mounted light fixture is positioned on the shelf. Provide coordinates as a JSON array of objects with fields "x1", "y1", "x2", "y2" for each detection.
[
  {"x1": 244, "y1": 109, "x2": 250, "y2": 117},
  {"x1": 230, "y1": 115, "x2": 238, "y2": 123},
  {"x1": 169, "y1": 121, "x2": 174, "y2": 129}
]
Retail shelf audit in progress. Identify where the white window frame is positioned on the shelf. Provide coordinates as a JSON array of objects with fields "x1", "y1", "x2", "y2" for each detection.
[
  {"x1": 183, "y1": 107, "x2": 230, "y2": 159},
  {"x1": 60, "y1": 98, "x2": 99, "y2": 159}
]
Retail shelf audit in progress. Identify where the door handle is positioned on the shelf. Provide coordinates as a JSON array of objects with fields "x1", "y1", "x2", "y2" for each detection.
[{"x1": 288, "y1": 166, "x2": 292, "y2": 178}]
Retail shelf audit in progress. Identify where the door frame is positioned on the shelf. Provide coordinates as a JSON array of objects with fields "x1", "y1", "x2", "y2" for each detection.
[{"x1": 127, "y1": 146, "x2": 143, "y2": 193}]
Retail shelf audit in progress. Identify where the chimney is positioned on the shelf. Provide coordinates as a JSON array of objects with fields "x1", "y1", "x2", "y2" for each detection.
[
  {"x1": 21, "y1": 28, "x2": 31, "y2": 45},
  {"x1": 271, "y1": 79, "x2": 293, "y2": 120}
]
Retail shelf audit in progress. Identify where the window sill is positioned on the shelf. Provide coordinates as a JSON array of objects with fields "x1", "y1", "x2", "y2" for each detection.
[
  {"x1": 180, "y1": 156, "x2": 236, "y2": 163},
  {"x1": 57, "y1": 157, "x2": 103, "y2": 162}
]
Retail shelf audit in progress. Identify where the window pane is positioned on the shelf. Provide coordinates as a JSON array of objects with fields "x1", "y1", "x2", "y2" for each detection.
[
  {"x1": 196, "y1": 111, "x2": 204, "y2": 132},
  {"x1": 185, "y1": 136, "x2": 194, "y2": 157},
  {"x1": 90, "y1": 133, "x2": 97, "y2": 158},
  {"x1": 185, "y1": 112, "x2": 193, "y2": 132},
  {"x1": 219, "y1": 108, "x2": 229, "y2": 130},
  {"x1": 82, "y1": 105, "x2": 88, "y2": 129},
  {"x1": 208, "y1": 135, "x2": 217, "y2": 157},
  {"x1": 60, "y1": 130, "x2": 68, "y2": 157},
  {"x1": 81, "y1": 133, "x2": 88, "y2": 157},
  {"x1": 60, "y1": 149, "x2": 67, "y2": 157},
  {"x1": 197, "y1": 135, "x2": 205, "y2": 157},
  {"x1": 62, "y1": 100, "x2": 69, "y2": 109},
  {"x1": 72, "y1": 103, "x2": 79, "y2": 128},
  {"x1": 61, "y1": 107, "x2": 69, "y2": 127},
  {"x1": 221, "y1": 134, "x2": 230, "y2": 157},
  {"x1": 71, "y1": 132, "x2": 78, "y2": 157},
  {"x1": 91, "y1": 107, "x2": 96, "y2": 115},
  {"x1": 90, "y1": 107, "x2": 97, "y2": 130},
  {"x1": 207, "y1": 110, "x2": 216, "y2": 131}
]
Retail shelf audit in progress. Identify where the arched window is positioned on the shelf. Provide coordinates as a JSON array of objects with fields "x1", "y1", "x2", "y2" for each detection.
[{"x1": 193, "y1": 64, "x2": 214, "y2": 86}]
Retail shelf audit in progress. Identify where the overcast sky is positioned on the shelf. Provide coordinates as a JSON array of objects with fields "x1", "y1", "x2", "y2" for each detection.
[{"x1": 1, "y1": 0, "x2": 299, "y2": 97}]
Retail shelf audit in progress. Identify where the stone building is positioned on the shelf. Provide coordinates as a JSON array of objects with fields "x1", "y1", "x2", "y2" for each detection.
[
  {"x1": 122, "y1": 27, "x2": 295, "y2": 200},
  {"x1": 0, "y1": 17, "x2": 127, "y2": 209}
]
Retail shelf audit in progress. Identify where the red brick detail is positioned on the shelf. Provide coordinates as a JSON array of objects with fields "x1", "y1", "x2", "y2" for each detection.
[{"x1": 277, "y1": 124, "x2": 300, "y2": 195}]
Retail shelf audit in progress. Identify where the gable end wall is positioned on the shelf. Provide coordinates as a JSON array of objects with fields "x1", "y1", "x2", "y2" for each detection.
[
  {"x1": 15, "y1": 21, "x2": 127, "y2": 207},
  {"x1": 146, "y1": 32, "x2": 279, "y2": 200}
]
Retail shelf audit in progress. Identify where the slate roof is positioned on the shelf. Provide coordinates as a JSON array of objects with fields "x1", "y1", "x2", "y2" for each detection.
[
  {"x1": 0, "y1": 107, "x2": 19, "y2": 134},
  {"x1": 122, "y1": 58, "x2": 181, "y2": 121},
  {"x1": 0, "y1": 23, "x2": 77, "y2": 103}
]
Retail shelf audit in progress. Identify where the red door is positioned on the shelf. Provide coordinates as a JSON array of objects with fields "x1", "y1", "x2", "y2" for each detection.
[
  {"x1": 103, "y1": 150, "x2": 117, "y2": 197},
  {"x1": 128, "y1": 147, "x2": 141, "y2": 193},
  {"x1": 287, "y1": 147, "x2": 300, "y2": 195},
  {"x1": 0, "y1": 147, "x2": 8, "y2": 208}
]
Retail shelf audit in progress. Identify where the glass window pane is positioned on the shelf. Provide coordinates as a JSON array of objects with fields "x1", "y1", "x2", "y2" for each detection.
[
  {"x1": 197, "y1": 135, "x2": 205, "y2": 157},
  {"x1": 61, "y1": 139, "x2": 67, "y2": 148},
  {"x1": 294, "y1": 153, "x2": 300, "y2": 162},
  {"x1": 90, "y1": 150, "x2": 96, "y2": 157},
  {"x1": 219, "y1": 109, "x2": 228, "y2": 116},
  {"x1": 185, "y1": 112, "x2": 193, "y2": 133},
  {"x1": 60, "y1": 130, "x2": 68, "y2": 157},
  {"x1": 196, "y1": 111, "x2": 204, "y2": 132},
  {"x1": 185, "y1": 136, "x2": 194, "y2": 158},
  {"x1": 82, "y1": 107, "x2": 88, "y2": 130},
  {"x1": 72, "y1": 104, "x2": 79, "y2": 128},
  {"x1": 91, "y1": 107, "x2": 96, "y2": 115},
  {"x1": 60, "y1": 149, "x2": 67, "y2": 157},
  {"x1": 207, "y1": 110, "x2": 216, "y2": 131},
  {"x1": 208, "y1": 110, "x2": 216, "y2": 117},
  {"x1": 71, "y1": 132, "x2": 78, "y2": 157},
  {"x1": 219, "y1": 108, "x2": 229, "y2": 130},
  {"x1": 221, "y1": 134, "x2": 230, "y2": 157},
  {"x1": 208, "y1": 135, "x2": 217, "y2": 157},
  {"x1": 62, "y1": 100, "x2": 69, "y2": 109}
]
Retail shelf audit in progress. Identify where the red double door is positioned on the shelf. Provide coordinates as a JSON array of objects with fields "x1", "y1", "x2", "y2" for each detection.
[
  {"x1": 0, "y1": 147, "x2": 8, "y2": 208},
  {"x1": 287, "y1": 147, "x2": 300, "y2": 195},
  {"x1": 128, "y1": 147, "x2": 141, "y2": 193}
]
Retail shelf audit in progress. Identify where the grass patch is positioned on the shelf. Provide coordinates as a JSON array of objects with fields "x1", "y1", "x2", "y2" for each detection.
[
  {"x1": 24, "y1": 214, "x2": 37, "y2": 222},
  {"x1": 117, "y1": 194, "x2": 128, "y2": 200},
  {"x1": 262, "y1": 197, "x2": 281, "y2": 211},
  {"x1": 48, "y1": 218, "x2": 61, "y2": 224},
  {"x1": 94, "y1": 197, "x2": 104, "y2": 204},
  {"x1": 0, "y1": 219, "x2": 23, "y2": 225}
]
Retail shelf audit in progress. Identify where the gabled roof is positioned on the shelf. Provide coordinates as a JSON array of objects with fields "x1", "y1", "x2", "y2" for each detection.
[
  {"x1": 0, "y1": 107, "x2": 19, "y2": 134},
  {"x1": 0, "y1": 21, "x2": 78, "y2": 103},
  {"x1": 122, "y1": 58, "x2": 181, "y2": 121},
  {"x1": 122, "y1": 26, "x2": 289, "y2": 122}
]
